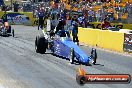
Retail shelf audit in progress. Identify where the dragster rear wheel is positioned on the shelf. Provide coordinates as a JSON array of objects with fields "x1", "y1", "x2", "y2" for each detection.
[{"x1": 35, "y1": 34, "x2": 47, "y2": 54}]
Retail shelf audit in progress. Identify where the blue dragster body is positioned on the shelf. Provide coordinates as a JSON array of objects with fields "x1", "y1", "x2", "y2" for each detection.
[{"x1": 52, "y1": 36, "x2": 90, "y2": 64}]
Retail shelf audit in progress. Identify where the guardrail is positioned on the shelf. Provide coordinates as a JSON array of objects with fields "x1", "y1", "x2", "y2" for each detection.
[
  {"x1": 78, "y1": 27, "x2": 124, "y2": 52},
  {"x1": 78, "y1": 27, "x2": 132, "y2": 53}
]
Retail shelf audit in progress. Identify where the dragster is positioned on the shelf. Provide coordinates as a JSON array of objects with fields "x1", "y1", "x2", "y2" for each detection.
[{"x1": 35, "y1": 20, "x2": 97, "y2": 65}]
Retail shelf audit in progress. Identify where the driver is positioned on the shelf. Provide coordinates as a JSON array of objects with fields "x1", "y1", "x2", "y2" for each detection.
[
  {"x1": 57, "y1": 29, "x2": 70, "y2": 37},
  {"x1": 55, "y1": 19, "x2": 65, "y2": 33},
  {"x1": 53, "y1": 19, "x2": 70, "y2": 37}
]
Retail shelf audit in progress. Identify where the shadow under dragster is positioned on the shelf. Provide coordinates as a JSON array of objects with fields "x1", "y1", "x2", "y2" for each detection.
[{"x1": 35, "y1": 30, "x2": 97, "y2": 65}]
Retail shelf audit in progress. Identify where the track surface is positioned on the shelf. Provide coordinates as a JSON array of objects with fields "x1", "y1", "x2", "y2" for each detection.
[{"x1": 0, "y1": 25, "x2": 131, "y2": 88}]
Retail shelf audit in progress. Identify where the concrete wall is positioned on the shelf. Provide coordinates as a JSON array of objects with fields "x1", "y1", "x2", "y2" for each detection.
[{"x1": 78, "y1": 28, "x2": 124, "y2": 52}]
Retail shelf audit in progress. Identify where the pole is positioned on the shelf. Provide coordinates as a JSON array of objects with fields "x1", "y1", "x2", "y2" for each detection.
[{"x1": 11, "y1": 0, "x2": 13, "y2": 11}]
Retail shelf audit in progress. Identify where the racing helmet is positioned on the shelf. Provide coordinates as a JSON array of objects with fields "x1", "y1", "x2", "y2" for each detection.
[{"x1": 58, "y1": 19, "x2": 64, "y2": 25}]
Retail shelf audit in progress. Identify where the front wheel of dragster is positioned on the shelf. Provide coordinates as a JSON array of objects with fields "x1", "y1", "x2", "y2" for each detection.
[
  {"x1": 12, "y1": 29, "x2": 14, "y2": 37},
  {"x1": 35, "y1": 34, "x2": 47, "y2": 54},
  {"x1": 90, "y1": 48, "x2": 97, "y2": 65},
  {"x1": 69, "y1": 48, "x2": 74, "y2": 64}
]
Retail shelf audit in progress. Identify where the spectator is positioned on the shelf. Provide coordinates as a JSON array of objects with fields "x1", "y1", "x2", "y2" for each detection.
[
  {"x1": 38, "y1": 9, "x2": 44, "y2": 30},
  {"x1": 96, "y1": 11, "x2": 100, "y2": 22},
  {"x1": 77, "y1": 15, "x2": 84, "y2": 27},
  {"x1": 72, "y1": 19, "x2": 79, "y2": 45},
  {"x1": 13, "y1": 1, "x2": 19, "y2": 12},
  {"x1": 109, "y1": 11, "x2": 114, "y2": 22},
  {"x1": 54, "y1": 0, "x2": 59, "y2": 3},
  {"x1": 1, "y1": 4, "x2": 6, "y2": 11},
  {"x1": 2, "y1": 14, "x2": 7, "y2": 23},
  {"x1": 101, "y1": 18, "x2": 111, "y2": 30},
  {"x1": 117, "y1": 12, "x2": 122, "y2": 21},
  {"x1": 83, "y1": 16, "x2": 88, "y2": 27},
  {"x1": 88, "y1": 9, "x2": 93, "y2": 22},
  {"x1": 86, "y1": 21, "x2": 92, "y2": 28}
]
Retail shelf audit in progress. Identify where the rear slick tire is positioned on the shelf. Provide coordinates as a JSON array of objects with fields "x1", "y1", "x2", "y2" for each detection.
[{"x1": 35, "y1": 35, "x2": 47, "y2": 54}]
